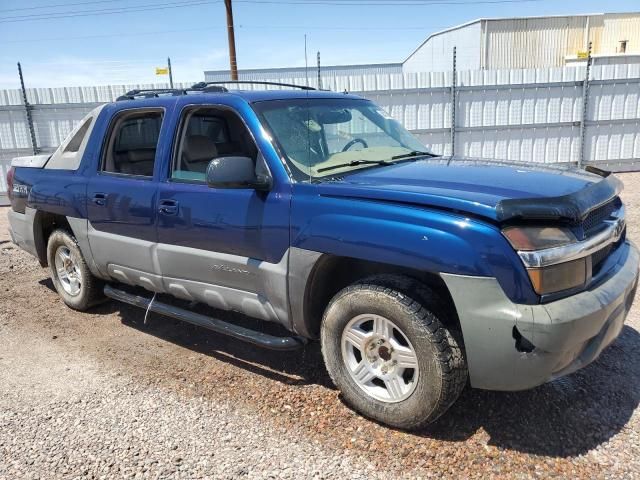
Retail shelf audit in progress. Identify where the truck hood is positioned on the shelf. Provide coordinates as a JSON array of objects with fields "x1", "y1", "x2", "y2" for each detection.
[{"x1": 317, "y1": 157, "x2": 622, "y2": 222}]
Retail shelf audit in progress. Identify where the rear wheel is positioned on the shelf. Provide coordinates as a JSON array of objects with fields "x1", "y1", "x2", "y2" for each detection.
[
  {"x1": 47, "y1": 229, "x2": 104, "y2": 311},
  {"x1": 321, "y1": 276, "x2": 467, "y2": 430}
]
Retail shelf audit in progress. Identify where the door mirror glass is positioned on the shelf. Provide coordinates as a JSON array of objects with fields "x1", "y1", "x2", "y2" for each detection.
[{"x1": 206, "y1": 156, "x2": 271, "y2": 190}]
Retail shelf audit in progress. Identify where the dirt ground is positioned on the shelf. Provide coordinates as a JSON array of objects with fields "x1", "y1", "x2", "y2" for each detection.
[{"x1": 1, "y1": 173, "x2": 640, "y2": 479}]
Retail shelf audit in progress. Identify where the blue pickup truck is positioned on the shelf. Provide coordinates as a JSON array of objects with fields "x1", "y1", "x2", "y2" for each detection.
[{"x1": 7, "y1": 82, "x2": 638, "y2": 429}]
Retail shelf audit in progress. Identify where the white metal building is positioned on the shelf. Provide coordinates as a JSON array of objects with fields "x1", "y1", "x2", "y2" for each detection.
[{"x1": 403, "y1": 12, "x2": 640, "y2": 72}]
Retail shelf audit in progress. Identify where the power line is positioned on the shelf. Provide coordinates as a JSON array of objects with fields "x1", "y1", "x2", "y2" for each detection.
[
  {"x1": 2, "y1": 26, "x2": 218, "y2": 43},
  {"x1": 2, "y1": 23, "x2": 456, "y2": 43},
  {"x1": 0, "y1": 0, "x2": 221, "y2": 23},
  {"x1": 0, "y1": 0, "x2": 541, "y2": 11},
  {"x1": 0, "y1": 0, "x2": 448, "y2": 10},
  {"x1": 235, "y1": 0, "x2": 542, "y2": 4},
  {"x1": 0, "y1": 0, "x2": 546, "y2": 23},
  {"x1": 0, "y1": 0, "x2": 548, "y2": 24},
  {"x1": 0, "y1": 0, "x2": 133, "y2": 13}
]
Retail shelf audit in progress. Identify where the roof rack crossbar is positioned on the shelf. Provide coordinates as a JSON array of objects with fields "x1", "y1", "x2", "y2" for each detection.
[
  {"x1": 116, "y1": 88, "x2": 187, "y2": 101},
  {"x1": 191, "y1": 80, "x2": 316, "y2": 91},
  {"x1": 187, "y1": 85, "x2": 229, "y2": 93}
]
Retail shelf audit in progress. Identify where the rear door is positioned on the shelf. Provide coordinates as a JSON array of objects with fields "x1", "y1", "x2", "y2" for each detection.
[
  {"x1": 86, "y1": 107, "x2": 165, "y2": 290},
  {"x1": 155, "y1": 103, "x2": 291, "y2": 324}
]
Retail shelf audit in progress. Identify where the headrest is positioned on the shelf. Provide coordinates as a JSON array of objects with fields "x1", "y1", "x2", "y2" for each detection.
[
  {"x1": 127, "y1": 150, "x2": 155, "y2": 163},
  {"x1": 184, "y1": 135, "x2": 218, "y2": 161}
]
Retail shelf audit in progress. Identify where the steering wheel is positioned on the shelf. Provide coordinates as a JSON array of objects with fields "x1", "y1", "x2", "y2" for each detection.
[{"x1": 341, "y1": 138, "x2": 368, "y2": 152}]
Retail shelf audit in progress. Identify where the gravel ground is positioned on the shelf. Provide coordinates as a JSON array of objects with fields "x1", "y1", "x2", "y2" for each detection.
[{"x1": 1, "y1": 172, "x2": 640, "y2": 479}]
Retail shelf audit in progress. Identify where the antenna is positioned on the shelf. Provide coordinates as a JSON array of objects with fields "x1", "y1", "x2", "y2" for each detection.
[{"x1": 304, "y1": 34, "x2": 309, "y2": 88}]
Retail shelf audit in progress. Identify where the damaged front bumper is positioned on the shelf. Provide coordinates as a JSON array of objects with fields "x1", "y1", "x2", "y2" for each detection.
[{"x1": 442, "y1": 240, "x2": 639, "y2": 391}]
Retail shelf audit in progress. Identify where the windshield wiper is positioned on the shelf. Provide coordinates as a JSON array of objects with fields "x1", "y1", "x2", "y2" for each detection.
[
  {"x1": 317, "y1": 159, "x2": 392, "y2": 173},
  {"x1": 317, "y1": 151, "x2": 437, "y2": 174},
  {"x1": 390, "y1": 150, "x2": 437, "y2": 161}
]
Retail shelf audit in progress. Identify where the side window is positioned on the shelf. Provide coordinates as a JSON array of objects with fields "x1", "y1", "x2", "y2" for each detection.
[
  {"x1": 64, "y1": 118, "x2": 92, "y2": 153},
  {"x1": 171, "y1": 107, "x2": 258, "y2": 183},
  {"x1": 102, "y1": 109, "x2": 163, "y2": 177},
  {"x1": 45, "y1": 115, "x2": 95, "y2": 170}
]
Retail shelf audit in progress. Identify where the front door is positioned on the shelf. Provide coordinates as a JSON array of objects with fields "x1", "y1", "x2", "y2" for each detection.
[
  {"x1": 155, "y1": 105, "x2": 291, "y2": 323},
  {"x1": 86, "y1": 107, "x2": 164, "y2": 290}
]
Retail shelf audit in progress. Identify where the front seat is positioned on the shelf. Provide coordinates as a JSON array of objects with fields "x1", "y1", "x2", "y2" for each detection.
[{"x1": 182, "y1": 135, "x2": 218, "y2": 173}]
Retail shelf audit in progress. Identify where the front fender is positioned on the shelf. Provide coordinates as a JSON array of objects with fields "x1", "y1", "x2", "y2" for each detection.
[{"x1": 290, "y1": 184, "x2": 537, "y2": 305}]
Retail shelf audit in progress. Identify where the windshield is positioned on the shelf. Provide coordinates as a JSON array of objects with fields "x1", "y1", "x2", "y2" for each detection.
[{"x1": 253, "y1": 98, "x2": 431, "y2": 181}]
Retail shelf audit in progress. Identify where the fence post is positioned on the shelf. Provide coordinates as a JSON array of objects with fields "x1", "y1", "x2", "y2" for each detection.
[
  {"x1": 317, "y1": 51, "x2": 322, "y2": 90},
  {"x1": 450, "y1": 47, "x2": 457, "y2": 159},
  {"x1": 17, "y1": 62, "x2": 38, "y2": 155},
  {"x1": 578, "y1": 42, "x2": 592, "y2": 168}
]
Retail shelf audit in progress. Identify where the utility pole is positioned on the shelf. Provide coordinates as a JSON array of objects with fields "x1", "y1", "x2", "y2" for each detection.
[
  {"x1": 224, "y1": 0, "x2": 238, "y2": 80},
  {"x1": 167, "y1": 57, "x2": 174, "y2": 88}
]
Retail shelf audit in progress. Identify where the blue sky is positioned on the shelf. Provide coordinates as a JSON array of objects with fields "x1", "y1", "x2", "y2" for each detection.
[{"x1": 0, "y1": 0, "x2": 638, "y2": 88}]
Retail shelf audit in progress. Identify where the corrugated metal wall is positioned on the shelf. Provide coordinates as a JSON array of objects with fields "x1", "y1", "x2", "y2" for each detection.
[
  {"x1": 1, "y1": 64, "x2": 639, "y2": 203},
  {"x1": 482, "y1": 13, "x2": 640, "y2": 69},
  {"x1": 483, "y1": 16, "x2": 588, "y2": 69},
  {"x1": 593, "y1": 13, "x2": 640, "y2": 55}
]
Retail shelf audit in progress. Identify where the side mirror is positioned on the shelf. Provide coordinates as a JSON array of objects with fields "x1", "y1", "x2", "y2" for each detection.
[{"x1": 206, "y1": 156, "x2": 271, "y2": 191}]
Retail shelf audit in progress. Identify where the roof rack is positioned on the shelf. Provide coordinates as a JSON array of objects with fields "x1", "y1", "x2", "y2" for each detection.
[
  {"x1": 116, "y1": 88, "x2": 186, "y2": 101},
  {"x1": 116, "y1": 80, "x2": 318, "y2": 101},
  {"x1": 191, "y1": 80, "x2": 316, "y2": 91}
]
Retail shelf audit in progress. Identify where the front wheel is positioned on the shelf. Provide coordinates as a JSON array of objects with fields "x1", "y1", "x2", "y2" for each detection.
[
  {"x1": 47, "y1": 229, "x2": 104, "y2": 311},
  {"x1": 321, "y1": 277, "x2": 467, "y2": 430}
]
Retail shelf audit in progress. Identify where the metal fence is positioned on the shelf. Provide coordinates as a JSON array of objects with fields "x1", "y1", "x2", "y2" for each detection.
[{"x1": 1, "y1": 62, "x2": 639, "y2": 204}]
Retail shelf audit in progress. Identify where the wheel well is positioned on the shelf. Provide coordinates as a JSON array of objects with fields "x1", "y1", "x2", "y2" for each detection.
[
  {"x1": 303, "y1": 255, "x2": 460, "y2": 338},
  {"x1": 33, "y1": 211, "x2": 71, "y2": 267}
]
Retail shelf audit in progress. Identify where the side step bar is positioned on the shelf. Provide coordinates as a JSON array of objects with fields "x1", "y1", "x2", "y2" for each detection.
[{"x1": 104, "y1": 285, "x2": 307, "y2": 351}]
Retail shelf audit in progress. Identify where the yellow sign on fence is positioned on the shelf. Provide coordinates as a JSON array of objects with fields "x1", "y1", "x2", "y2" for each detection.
[{"x1": 155, "y1": 67, "x2": 169, "y2": 75}]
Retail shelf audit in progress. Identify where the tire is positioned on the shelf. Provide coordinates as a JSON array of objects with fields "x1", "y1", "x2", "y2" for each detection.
[
  {"x1": 320, "y1": 275, "x2": 467, "y2": 430},
  {"x1": 47, "y1": 228, "x2": 105, "y2": 311}
]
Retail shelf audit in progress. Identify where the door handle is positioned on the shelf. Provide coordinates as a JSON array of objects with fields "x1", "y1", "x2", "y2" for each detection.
[
  {"x1": 158, "y1": 200, "x2": 179, "y2": 216},
  {"x1": 92, "y1": 193, "x2": 107, "y2": 206}
]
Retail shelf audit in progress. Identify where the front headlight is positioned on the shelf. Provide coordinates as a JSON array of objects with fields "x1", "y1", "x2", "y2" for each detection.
[
  {"x1": 503, "y1": 226, "x2": 585, "y2": 295},
  {"x1": 502, "y1": 226, "x2": 576, "y2": 251}
]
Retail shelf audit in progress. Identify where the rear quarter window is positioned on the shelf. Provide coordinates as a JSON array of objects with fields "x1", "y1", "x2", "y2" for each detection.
[{"x1": 45, "y1": 109, "x2": 99, "y2": 170}]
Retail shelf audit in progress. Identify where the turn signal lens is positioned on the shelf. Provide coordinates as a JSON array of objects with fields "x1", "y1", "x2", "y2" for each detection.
[
  {"x1": 527, "y1": 258, "x2": 587, "y2": 295},
  {"x1": 503, "y1": 226, "x2": 576, "y2": 251},
  {"x1": 6, "y1": 167, "x2": 14, "y2": 201}
]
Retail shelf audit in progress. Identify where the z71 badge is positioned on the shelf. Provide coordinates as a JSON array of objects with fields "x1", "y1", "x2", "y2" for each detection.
[{"x1": 12, "y1": 184, "x2": 29, "y2": 196}]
